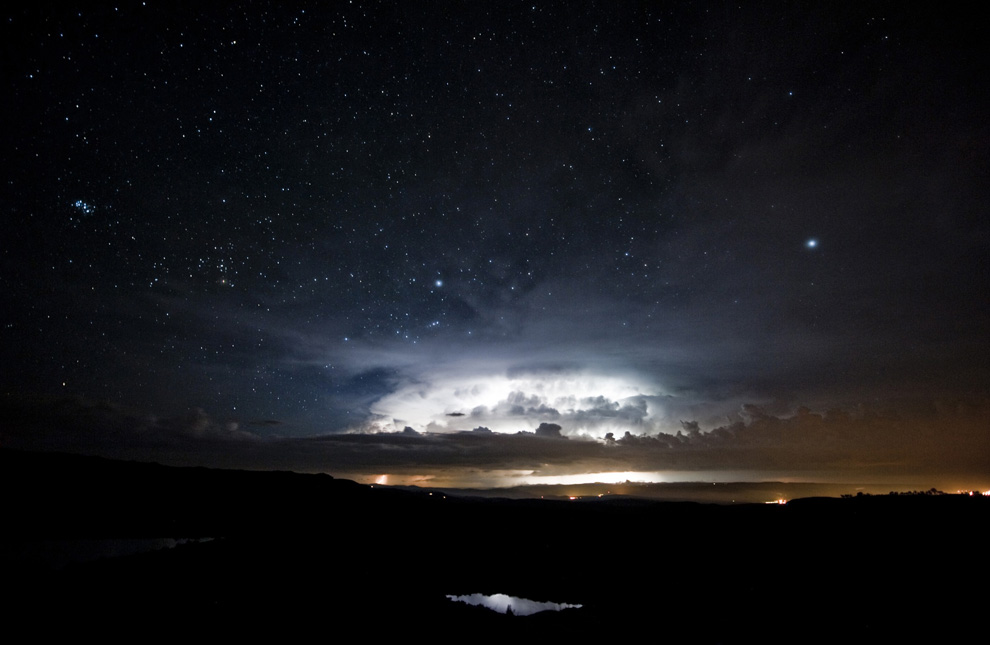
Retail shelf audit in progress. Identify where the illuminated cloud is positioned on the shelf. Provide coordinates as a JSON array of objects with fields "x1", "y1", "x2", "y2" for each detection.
[
  {"x1": 367, "y1": 365, "x2": 673, "y2": 437},
  {"x1": 4, "y1": 393, "x2": 988, "y2": 492}
]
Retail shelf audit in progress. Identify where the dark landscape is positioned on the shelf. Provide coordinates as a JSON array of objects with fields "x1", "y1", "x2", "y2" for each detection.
[{"x1": 3, "y1": 448, "x2": 986, "y2": 641}]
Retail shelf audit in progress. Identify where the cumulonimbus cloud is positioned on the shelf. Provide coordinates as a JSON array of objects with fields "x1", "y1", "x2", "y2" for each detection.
[
  {"x1": 366, "y1": 366, "x2": 675, "y2": 437},
  {"x1": 4, "y1": 392, "x2": 988, "y2": 491}
]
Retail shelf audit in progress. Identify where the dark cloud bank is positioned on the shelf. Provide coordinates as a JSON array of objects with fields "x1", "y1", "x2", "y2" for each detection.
[{"x1": 3, "y1": 393, "x2": 987, "y2": 491}]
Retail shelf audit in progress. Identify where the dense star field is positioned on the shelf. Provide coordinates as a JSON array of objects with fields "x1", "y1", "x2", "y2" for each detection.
[{"x1": 1, "y1": 2, "x2": 987, "y2": 491}]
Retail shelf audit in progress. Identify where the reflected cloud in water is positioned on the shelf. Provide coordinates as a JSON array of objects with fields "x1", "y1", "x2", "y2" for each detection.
[{"x1": 446, "y1": 593, "x2": 582, "y2": 616}]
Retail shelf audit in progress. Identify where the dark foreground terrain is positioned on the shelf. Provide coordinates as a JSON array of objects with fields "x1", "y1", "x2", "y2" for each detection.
[{"x1": 2, "y1": 449, "x2": 986, "y2": 642}]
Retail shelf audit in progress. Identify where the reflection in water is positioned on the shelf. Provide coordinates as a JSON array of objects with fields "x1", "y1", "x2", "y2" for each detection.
[{"x1": 446, "y1": 593, "x2": 582, "y2": 616}]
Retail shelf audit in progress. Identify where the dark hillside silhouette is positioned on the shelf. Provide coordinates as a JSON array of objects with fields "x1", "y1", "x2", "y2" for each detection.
[{"x1": 2, "y1": 449, "x2": 986, "y2": 641}]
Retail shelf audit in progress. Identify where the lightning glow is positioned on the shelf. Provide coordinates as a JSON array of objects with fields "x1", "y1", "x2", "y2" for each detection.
[{"x1": 368, "y1": 369, "x2": 666, "y2": 437}]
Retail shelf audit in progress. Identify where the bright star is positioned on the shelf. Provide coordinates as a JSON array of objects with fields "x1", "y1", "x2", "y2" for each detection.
[{"x1": 806, "y1": 239, "x2": 818, "y2": 249}]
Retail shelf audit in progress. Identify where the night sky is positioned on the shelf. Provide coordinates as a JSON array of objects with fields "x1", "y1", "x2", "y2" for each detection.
[{"x1": 2, "y1": 2, "x2": 987, "y2": 490}]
